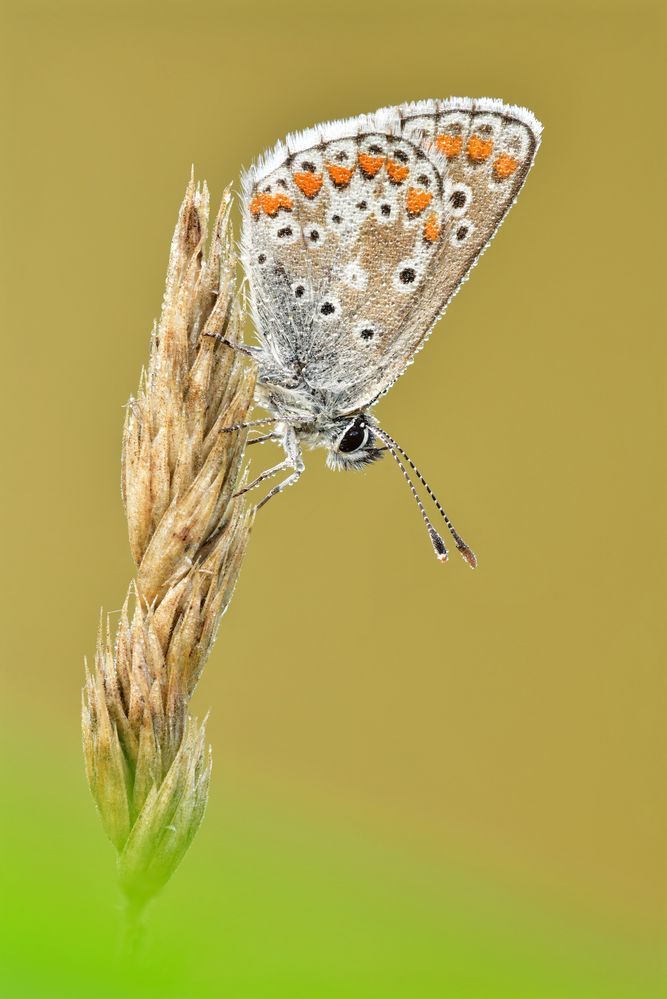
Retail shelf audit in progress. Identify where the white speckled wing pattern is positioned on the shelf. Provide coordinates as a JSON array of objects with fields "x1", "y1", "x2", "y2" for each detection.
[{"x1": 241, "y1": 98, "x2": 542, "y2": 413}]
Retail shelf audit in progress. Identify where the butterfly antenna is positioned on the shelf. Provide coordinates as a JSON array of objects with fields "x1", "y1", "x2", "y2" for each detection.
[
  {"x1": 373, "y1": 427, "x2": 477, "y2": 568},
  {"x1": 372, "y1": 428, "x2": 449, "y2": 562}
]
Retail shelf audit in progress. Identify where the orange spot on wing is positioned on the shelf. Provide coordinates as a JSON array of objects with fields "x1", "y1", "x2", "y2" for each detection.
[
  {"x1": 358, "y1": 153, "x2": 385, "y2": 178},
  {"x1": 436, "y1": 134, "x2": 463, "y2": 158},
  {"x1": 493, "y1": 153, "x2": 520, "y2": 179},
  {"x1": 268, "y1": 192, "x2": 293, "y2": 216},
  {"x1": 467, "y1": 135, "x2": 494, "y2": 162},
  {"x1": 406, "y1": 187, "x2": 433, "y2": 217},
  {"x1": 250, "y1": 192, "x2": 293, "y2": 217},
  {"x1": 423, "y1": 212, "x2": 441, "y2": 243},
  {"x1": 386, "y1": 159, "x2": 410, "y2": 184},
  {"x1": 326, "y1": 162, "x2": 355, "y2": 187},
  {"x1": 294, "y1": 171, "x2": 324, "y2": 198}
]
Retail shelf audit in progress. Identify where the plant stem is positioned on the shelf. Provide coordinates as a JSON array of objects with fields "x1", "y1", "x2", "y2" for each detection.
[{"x1": 121, "y1": 894, "x2": 147, "y2": 958}]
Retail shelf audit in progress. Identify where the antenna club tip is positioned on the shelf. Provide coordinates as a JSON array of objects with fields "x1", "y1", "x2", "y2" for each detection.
[
  {"x1": 429, "y1": 528, "x2": 449, "y2": 562},
  {"x1": 458, "y1": 544, "x2": 478, "y2": 569}
]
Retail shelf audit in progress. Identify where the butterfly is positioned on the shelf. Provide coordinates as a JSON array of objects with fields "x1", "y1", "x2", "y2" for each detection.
[{"x1": 208, "y1": 98, "x2": 542, "y2": 565}]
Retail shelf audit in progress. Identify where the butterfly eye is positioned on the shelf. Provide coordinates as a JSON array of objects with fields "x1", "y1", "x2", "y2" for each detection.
[{"x1": 338, "y1": 418, "x2": 370, "y2": 453}]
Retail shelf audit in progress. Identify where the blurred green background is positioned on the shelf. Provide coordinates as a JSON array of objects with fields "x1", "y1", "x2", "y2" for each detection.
[{"x1": 1, "y1": 1, "x2": 664, "y2": 996}]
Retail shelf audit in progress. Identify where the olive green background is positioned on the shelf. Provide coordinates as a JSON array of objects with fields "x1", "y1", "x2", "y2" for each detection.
[{"x1": 1, "y1": 1, "x2": 664, "y2": 996}]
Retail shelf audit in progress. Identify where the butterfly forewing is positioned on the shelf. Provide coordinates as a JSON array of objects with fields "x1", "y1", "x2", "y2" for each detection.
[{"x1": 242, "y1": 98, "x2": 542, "y2": 411}]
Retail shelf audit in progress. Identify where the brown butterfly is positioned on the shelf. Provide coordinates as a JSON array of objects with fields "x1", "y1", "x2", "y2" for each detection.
[{"x1": 208, "y1": 98, "x2": 542, "y2": 565}]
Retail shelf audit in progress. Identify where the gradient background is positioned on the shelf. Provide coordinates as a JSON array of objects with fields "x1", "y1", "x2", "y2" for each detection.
[{"x1": 1, "y1": 1, "x2": 664, "y2": 996}]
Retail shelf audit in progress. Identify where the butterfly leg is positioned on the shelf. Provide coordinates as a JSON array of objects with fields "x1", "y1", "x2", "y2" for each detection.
[
  {"x1": 235, "y1": 425, "x2": 304, "y2": 510},
  {"x1": 221, "y1": 416, "x2": 277, "y2": 434},
  {"x1": 253, "y1": 427, "x2": 304, "y2": 511},
  {"x1": 200, "y1": 330, "x2": 261, "y2": 359},
  {"x1": 247, "y1": 432, "x2": 280, "y2": 446},
  {"x1": 254, "y1": 464, "x2": 304, "y2": 511},
  {"x1": 235, "y1": 460, "x2": 291, "y2": 497}
]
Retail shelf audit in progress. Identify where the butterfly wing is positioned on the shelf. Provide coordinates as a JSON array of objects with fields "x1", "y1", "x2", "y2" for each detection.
[{"x1": 241, "y1": 98, "x2": 542, "y2": 413}]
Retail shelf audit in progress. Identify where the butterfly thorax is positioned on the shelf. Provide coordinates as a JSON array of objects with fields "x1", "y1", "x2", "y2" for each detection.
[
  {"x1": 255, "y1": 370, "x2": 333, "y2": 424},
  {"x1": 254, "y1": 373, "x2": 383, "y2": 470}
]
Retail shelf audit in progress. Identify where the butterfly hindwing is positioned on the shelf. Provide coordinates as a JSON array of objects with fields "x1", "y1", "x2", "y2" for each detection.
[{"x1": 242, "y1": 98, "x2": 542, "y2": 411}]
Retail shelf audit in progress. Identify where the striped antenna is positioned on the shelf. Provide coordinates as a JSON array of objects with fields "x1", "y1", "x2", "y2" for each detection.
[{"x1": 373, "y1": 427, "x2": 477, "y2": 568}]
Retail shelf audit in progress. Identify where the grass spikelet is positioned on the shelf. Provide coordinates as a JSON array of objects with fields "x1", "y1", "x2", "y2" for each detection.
[{"x1": 82, "y1": 176, "x2": 255, "y2": 920}]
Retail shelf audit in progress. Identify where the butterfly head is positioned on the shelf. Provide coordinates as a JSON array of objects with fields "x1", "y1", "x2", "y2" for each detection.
[{"x1": 325, "y1": 413, "x2": 385, "y2": 471}]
